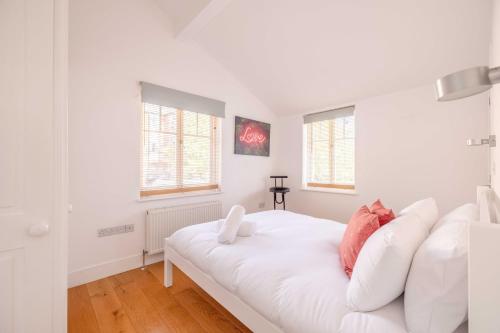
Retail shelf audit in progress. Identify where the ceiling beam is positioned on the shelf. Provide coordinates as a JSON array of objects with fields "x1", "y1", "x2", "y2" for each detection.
[{"x1": 176, "y1": 0, "x2": 232, "y2": 40}]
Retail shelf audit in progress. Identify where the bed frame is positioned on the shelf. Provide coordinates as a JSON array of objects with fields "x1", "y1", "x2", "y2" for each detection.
[
  {"x1": 164, "y1": 246, "x2": 282, "y2": 332},
  {"x1": 164, "y1": 186, "x2": 500, "y2": 333}
]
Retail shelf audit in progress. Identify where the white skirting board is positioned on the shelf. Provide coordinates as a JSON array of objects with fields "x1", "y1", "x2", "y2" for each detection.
[{"x1": 68, "y1": 252, "x2": 163, "y2": 288}]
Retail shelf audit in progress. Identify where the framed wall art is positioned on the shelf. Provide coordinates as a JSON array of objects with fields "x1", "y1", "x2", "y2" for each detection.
[{"x1": 234, "y1": 116, "x2": 270, "y2": 156}]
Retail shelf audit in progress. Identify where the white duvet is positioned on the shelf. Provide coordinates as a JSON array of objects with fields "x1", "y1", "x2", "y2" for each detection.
[
  {"x1": 167, "y1": 210, "x2": 350, "y2": 333},
  {"x1": 167, "y1": 209, "x2": 467, "y2": 333},
  {"x1": 338, "y1": 296, "x2": 468, "y2": 333}
]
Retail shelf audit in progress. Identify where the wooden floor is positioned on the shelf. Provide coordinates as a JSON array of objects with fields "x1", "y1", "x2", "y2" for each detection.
[{"x1": 68, "y1": 262, "x2": 252, "y2": 333}]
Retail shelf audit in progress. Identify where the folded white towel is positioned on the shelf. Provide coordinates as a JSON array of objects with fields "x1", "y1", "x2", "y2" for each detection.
[
  {"x1": 217, "y1": 205, "x2": 245, "y2": 244},
  {"x1": 237, "y1": 220, "x2": 256, "y2": 237},
  {"x1": 216, "y1": 219, "x2": 256, "y2": 237}
]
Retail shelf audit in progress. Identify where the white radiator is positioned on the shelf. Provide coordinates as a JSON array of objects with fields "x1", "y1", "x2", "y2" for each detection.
[{"x1": 145, "y1": 200, "x2": 222, "y2": 255}]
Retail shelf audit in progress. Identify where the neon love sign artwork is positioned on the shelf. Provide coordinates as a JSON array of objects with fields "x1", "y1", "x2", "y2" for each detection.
[
  {"x1": 239, "y1": 126, "x2": 266, "y2": 144},
  {"x1": 234, "y1": 116, "x2": 270, "y2": 156}
]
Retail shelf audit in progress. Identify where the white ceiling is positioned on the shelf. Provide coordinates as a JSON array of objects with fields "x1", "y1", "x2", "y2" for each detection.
[
  {"x1": 160, "y1": 0, "x2": 493, "y2": 115},
  {"x1": 156, "y1": 0, "x2": 211, "y2": 35}
]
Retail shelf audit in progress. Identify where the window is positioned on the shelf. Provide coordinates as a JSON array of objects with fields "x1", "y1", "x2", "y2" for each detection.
[
  {"x1": 140, "y1": 82, "x2": 224, "y2": 197},
  {"x1": 303, "y1": 106, "x2": 355, "y2": 190}
]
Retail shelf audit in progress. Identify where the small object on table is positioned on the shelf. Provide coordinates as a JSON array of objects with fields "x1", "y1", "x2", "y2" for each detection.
[{"x1": 269, "y1": 176, "x2": 290, "y2": 210}]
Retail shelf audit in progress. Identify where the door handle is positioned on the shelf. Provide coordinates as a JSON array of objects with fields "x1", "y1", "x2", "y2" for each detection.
[{"x1": 28, "y1": 222, "x2": 50, "y2": 237}]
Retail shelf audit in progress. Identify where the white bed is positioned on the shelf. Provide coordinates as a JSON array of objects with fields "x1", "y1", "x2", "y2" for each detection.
[
  {"x1": 166, "y1": 210, "x2": 349, "y2": 332},
  {"x1": 164, "y1": 209, "x2": 470, "y2": 333}
]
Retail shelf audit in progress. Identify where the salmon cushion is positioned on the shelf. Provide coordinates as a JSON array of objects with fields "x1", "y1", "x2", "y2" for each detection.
[
  {"x1": 339, "y1": 205, "x2": 380, "y2": 278},
  {"x1": 370, "y1": 199, "x2": 396, "y2": 226}
]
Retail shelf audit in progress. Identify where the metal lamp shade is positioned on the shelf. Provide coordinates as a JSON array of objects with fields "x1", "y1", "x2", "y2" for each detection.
[{"x1": 436, "y1": 66, "x2": 492, "y2": 101}]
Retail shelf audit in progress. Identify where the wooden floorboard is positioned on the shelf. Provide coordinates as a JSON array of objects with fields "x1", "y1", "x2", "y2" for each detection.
[
  {"x1": 147, "y1": 262, "x2": 250, "y2": 332},
  {"x1": 175, "y1": 288, "x2": 244, "y2": 333},
  {"x1": 129, "y1": 267, "x2": 207, "y2": 333},
  {"x1": 68, "y1": 261, "x2": 250, "y2": 333},
  {"x1": 68, "y1": 285, "x2": 100, "y2": 333},
  {"x1": 86, "y1": 278, "x2": 137, "y2": 333},
  {"x1": 113, "y1": 280, "x2": 170, "y2": 333}
]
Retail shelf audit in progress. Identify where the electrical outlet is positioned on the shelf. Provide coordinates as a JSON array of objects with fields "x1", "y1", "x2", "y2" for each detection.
[
  {"x1": 97, "y1": 224, "x2": 134, "y2": 237},
  {"x1": 258, "y1": 202, "x2": 265, "y2": 209}
]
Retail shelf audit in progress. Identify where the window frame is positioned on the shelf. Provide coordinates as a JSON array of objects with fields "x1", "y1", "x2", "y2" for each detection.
[
  {"x1": 140, "y1": 103, "x2": 222, "y2": 198},
  {"x1": 302, "y1": 113, "x2": 355, "y2": 191}
]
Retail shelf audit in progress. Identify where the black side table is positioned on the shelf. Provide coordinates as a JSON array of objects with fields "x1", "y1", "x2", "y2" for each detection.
[{"x1": 269, "y1": 176, "x2": 290, "y2": 210}]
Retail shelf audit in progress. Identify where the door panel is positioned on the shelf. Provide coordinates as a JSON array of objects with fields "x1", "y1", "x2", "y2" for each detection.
[
  {"x1": 0, "y1": 0, "x2": 24, "y2": 213},
  {"x1": 0, "y1": 249, "x2": 24, "y2": 333},
  {"x1": 0, "y1": 0, "x2": 62, "y2": 332}
]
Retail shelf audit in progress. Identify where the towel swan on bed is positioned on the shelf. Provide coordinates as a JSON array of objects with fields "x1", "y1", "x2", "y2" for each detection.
[
  {"x1": 216, "y1": 219, "x2": 256, "y2": 237},
  {"x1": 217, "y1": 205, "x2": 256, "y2": 243}
]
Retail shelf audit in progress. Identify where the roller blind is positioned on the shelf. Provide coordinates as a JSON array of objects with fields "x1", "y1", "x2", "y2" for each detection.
[
  {"x1": 303, "y1": 105, "x2": 354, "y2": 124},
  {"x1": 141, "y1": 82, "x2": 225, "y2": 118},
  {"x1": 140, "y1": 102, "x2": 221, "y2": 197},
  {"x1": 304, "y1": 106, "x2": 355, "y2": 189}
]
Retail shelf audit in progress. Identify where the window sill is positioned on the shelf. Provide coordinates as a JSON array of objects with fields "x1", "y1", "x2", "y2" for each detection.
[
  {"x1": 301, "y1": 186, "x2": 357, "y2": 196},
  {"x1": 137, "y1": 189, "x2": 223, "y2": 202}
]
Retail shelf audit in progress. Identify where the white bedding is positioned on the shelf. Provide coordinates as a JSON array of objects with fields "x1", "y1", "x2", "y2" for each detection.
[
  {"x1": 339, "y1": 297, "x2": 408, "y2": 333},
  {"x1": 338, "y1": 296, "x2": 468, "y2": 333},
  {"x1": 167, "y1": 210, "x2": 350, "y2": 333},
  {"x1": 167, "y1": 209, "x2": 468, "y2": 333}
]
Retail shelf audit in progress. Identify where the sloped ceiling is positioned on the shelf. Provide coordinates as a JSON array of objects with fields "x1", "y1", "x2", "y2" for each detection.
[
  {"x1": 156, "y1": 0, "x2": 211, "y2": 35},
  {"x1": 159, "y1": 0, "x2": 493, "y2": 115}
]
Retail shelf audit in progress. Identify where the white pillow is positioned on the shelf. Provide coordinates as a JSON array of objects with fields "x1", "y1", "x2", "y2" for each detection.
[
  {"x1": 339, "y1": 297, "x2": 407, "y2": 333},
  {"x1": 346, "y1": 214, "x2": 428, "y2": 311},
  {"x1": 405, "y1": 204, "x2": 477, "y2": 333},
  {"x1": 399, "y1": 197, "x2": 439, "y2": 230},
  {"x1": 431, "y1": 202, "x2": 477, "y2": 232}
]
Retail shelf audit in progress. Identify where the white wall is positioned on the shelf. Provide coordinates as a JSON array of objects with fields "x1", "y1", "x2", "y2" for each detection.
[
  {"x1": 469, "y1": 5, "x2": 500, "y2": 331},
  {"x1": 274, "y1": 84, "x2": 489, "y2": 223},
  {"x1": 69, "y1": 0, "x2": 492, "y2": 287},
  {"x1": 68, "y1": 0, "x2": 276, "y2": 286},
  {"x1": 491, "y1": 0, "x2": 500, "y2": 191}
]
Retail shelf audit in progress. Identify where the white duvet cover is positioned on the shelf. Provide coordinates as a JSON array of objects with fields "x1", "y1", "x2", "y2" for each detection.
[
  {"x1": 167, "y1": 210, "x2": 350, "y2": 333},
  {"x1": 339, "y1": 297, "x2": 408, "y2": 333},
  {"x1": 338, "y1": 296, "x2": 468, "y2": 333},
  {"x1": 167, "y1": 209, "x2": 467, "y2": 333}
]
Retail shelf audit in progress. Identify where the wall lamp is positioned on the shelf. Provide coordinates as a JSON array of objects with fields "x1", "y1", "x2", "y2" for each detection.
[
  {"x1": 435, "y1": 66, "x2": 500, "y2": 148},
  {"x1": 435, "y1": 66, "x2": 500, "y2": 101}
]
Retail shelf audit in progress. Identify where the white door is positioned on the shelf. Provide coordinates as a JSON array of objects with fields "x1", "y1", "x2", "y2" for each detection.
[{"x1": 0, "y1": 0, "x2": 68, "y2": 332}]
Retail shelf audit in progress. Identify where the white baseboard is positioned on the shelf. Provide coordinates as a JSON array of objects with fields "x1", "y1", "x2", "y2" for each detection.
[{"x1": 68, "y1": 252, "x2": 164, "y2": 288}]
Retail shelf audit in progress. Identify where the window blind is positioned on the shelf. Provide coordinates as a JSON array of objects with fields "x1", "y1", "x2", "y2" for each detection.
[
  {"x1": 141, "y1": 100, "x2": 222, "y2": 197},
  {"x1": 304, "y1": 106, "x2": 355, "y2": 189},
  {"x1": 303, "y1": 105, "x2": 354, "y2": 124},
  {"x1": 141, "y1": 82, "x2": 225, "y2": 118}
]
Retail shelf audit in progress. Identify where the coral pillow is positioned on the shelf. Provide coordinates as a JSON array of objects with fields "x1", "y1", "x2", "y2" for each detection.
[
  {"x1": 370, "y1": 199, "x2": 396, "y2": 226},
  {"x1": 339, "y1": 206, "x2": 380, "y2": 278}
]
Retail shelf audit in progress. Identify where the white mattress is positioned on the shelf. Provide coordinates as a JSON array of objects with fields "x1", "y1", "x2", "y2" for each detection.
[{"x1": 167, "y1": 210, "x2": 350, "y2": 333}]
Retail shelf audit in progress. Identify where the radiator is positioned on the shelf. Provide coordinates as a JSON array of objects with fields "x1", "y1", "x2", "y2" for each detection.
[{"x1": 145, "y1": 200, "x2": 222, "y2": 255}]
